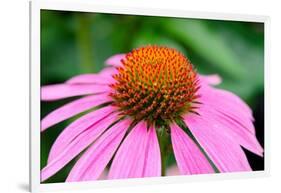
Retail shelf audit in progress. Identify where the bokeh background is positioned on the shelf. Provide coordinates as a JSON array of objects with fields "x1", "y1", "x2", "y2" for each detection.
[{"x1": 41, "y1": 10, "x2": 264, "y2": 183}]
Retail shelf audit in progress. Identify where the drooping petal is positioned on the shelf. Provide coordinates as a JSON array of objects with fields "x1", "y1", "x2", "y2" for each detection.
[
  {"x1": 108, "y1": 121, "x2": 161, "y2": 179},
  {"x1": 142, "y1": 126, "x2": 161, "y2": 177},
  {"x1": 199, "y1": 74, "x2": 222, "y2": 85},
  {"x1": 47, "y1": 106, "x2": 116, "y2": 163},
  {"x1": 99, "y1": 66, "x2": 118, "y2": 76},
  {"x1": 41, "y1": 112, "x2": 118, "y2": 182},
  {"x1": 66, "y1": 74, "x2": 115, "y2": 85},
  {"x1": 171, "y1": 123, "x2": 214, "y2": 175},
  {"x1": 105, "y1": 54, "x2": 125, "y2": 67},
  {"x1": 66, "y1": 119, "x2": 131, "y2": 182},
  {"x1": 198, "y1": 105, "x2": 263, "y2": 156},
  {"x1": 41, "y1": 94, "x2": 112, "y2": 131},
  {"x1": 198, "y1": 84, "x2": 255, "y2": 134},
  {"x1": 66, "y1": 67, "x2": 118, "y2": 85},
  {"x1": 184, "y1": 113, "x2": 252, "y2": 172},
  {"x1": 41, "y1": 84, "x2": 111, "y2": 101},
  {"x1": 203, "y1": 85, "x2": 252, "y2": 117}
]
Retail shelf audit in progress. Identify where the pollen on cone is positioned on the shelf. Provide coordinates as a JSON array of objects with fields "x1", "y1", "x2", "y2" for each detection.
[{"x1": 110, "y1": 45, "x2": 200, "y2": 123}]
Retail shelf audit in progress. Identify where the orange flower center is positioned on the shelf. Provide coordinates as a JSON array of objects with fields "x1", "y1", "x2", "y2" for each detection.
[{"x1": 110, "y1": 45, "x2": 199, "y2": 125}]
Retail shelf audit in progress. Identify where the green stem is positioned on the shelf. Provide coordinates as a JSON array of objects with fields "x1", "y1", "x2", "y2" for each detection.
[
  {"x1": 157, "y1": 127, "x2": 169, "y2": 176},
  {"x1": 76, "y1": 14, "x2": 95, "y2": 73}
]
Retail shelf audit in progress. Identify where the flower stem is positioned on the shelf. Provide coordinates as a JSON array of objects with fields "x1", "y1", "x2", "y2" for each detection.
[{"x1": 157, "y1": 127, "x2": 169, "y2": 176}]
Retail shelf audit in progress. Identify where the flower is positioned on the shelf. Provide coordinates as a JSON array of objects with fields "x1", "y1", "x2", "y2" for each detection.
[{"x1": 41, "y1": 45, "x2": 263, "y2": 182}]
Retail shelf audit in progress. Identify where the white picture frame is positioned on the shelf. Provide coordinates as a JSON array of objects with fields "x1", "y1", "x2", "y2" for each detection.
[{"x1": 30, "y1": 0, "x2": 270, "y2": 192}]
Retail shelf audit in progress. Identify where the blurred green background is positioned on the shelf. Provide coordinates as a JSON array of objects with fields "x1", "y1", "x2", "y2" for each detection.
[{"x1": 41, "y1": 10, "x2": 264, "y2": 183}]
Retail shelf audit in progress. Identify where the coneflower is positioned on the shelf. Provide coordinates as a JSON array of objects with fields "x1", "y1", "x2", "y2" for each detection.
[{"x1": 41, "y1": 45, "x2": 263, "y2": 182}]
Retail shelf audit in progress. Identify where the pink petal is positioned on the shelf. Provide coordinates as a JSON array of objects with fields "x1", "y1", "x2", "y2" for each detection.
[
  {"x1": 199, "y1": 74, "x2": 222, "y2": 85},
  {"x1": 66, "y1": 119, "x2": 131, "y2": 182},
  {"x1": 105, "y1": 54, "x2": 125, "y2": 67},
  {"x1": 66, "y1": 74, "x2": 115, "y2": 85},
  {"x1": 41, "y1": 84, "x2": 111, "y2": 101},
  {"x1": 171, "y1": 123, "x2": 214, "y2": 175},
  {"x1": 41, "y1": 112, "x2": 118, "y2": 182},
  {"x1": 198, "y1": 85, "x2": 255, "y2": 134},
  {"x1": 184, "y1": 113, "x2": 252, "y2": 172},
  {"x1": 142, "y1": 126, "x2": 161, "y2": 177},
  {"x1": 47, "y1": 106, "x2": 116, "y2": 163},
  {"x1": 108, "y1": 122, "x2": 161, "y2": 179},
  {"x1": 200, "y1": 84, "x2": 253, "y2": 118},
  {"x1": 213, "y1": 86, "x2": 252, "y2": 117},
  {"x1": 99, "y1": 67, "x2": 118, "y2": 76},
  {"x1": 41, "y1": 94, "x2": 112, "y2": 131},
  {"x1": 198, "y1": 105, "x2": 263, "y2": 156}
]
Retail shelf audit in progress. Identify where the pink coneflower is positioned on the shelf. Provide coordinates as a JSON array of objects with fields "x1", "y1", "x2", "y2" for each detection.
[{"x1": 41, "y1": 45, "x2": 263, "y2": 182}]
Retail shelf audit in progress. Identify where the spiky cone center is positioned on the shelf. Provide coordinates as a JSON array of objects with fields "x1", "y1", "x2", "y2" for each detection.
[{"x1": 110, "y1": 45, "x2": 200, "y2": 126}]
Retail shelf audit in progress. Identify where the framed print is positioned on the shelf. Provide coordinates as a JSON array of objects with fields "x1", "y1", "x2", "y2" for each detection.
[{"x1": 30, "y1": 0, "x2": 270, "y2": 192}]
